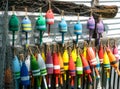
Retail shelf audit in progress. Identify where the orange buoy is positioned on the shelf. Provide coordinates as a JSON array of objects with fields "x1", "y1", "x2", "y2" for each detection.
[
  {"x1": 80, "y1": 53, "x2": 92, "y2": 83},
  {"x1": 87, "y1": 47, "x2": 100, "y2": 78},
  {"x1": 106, "y1": 47, "x2": 120, "y2": 75}
]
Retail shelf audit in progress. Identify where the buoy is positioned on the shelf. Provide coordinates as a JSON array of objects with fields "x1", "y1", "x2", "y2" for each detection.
[
  {"x1": 95, "y1": 51, "x2": 101, "y2": 71},
  {"x1": 68, "y1": 47, "x2": 76, "y2": 89},
  {"x1": 83, "y1": 42, "x2": 88, "y2": 59},
  {"x1": 36, "y1": 8, "x2": 46, "y2": 45},
  {"x1": 41, "y1": 49, "x2": 46, "y2": 62},
  {"x1": 98, "y1": 42, "x2": 104, "y2": 64},
  {"x1": 9, "y1": 6, "x2": 19, "y2": 46},
  {"x1": 76, "y1": 49, "x2": 83, "y2": 89},
  {"x1": 113, "y1": 40, "x2": 120, "y2": 62},
  {"x1": 96, "y1": 15, "x2": 104, "y2": 34},
  {"x1": 87, "y1": 11, "x2": 95, "y2": 42},
  {"x1": 106, "y1": 47, "x2": 120, "y2": 75},
  {"x1": 103, "y1": 48, "x2": 110, "y2": 79},
  {"x1": 87, "y1": 47, "x2": 100, "y2": 78},
  {"x1": 25, "y1": 55, "x2": 31, "y2": 75},
  {"x1": 37, "y1": 53, "x2": 48, "y2": 89},
  {"x1": 45, "y1": 1, "x2": 54, "y2": 35},
  {"x1": 71, "y1": 45, "x2": 77, "y2": 64},
  {"x1": 12, "y1": 56, "x2": 21, "y2": 89},
  {"x1": 20, "y1": 62, "x2": 30, "y2": 87},
  {"x1": 46, "y1": 46, "x2": 53, "y2": 88},
  {"x1": 80, "y1": 53, "x2": 92, "y2": 83},
  {"x1": 21, "y1": 8, "x2": 32, "y2": 45},
  {"x1": 4, "y1": 67, "x2": 12, "y2": 88},
  {"x1": 59, "y1": 11, "x2": 67, "y2": 46},
  {"x1": 74, "y1": 13, "x2": 82, "y2": 45}
]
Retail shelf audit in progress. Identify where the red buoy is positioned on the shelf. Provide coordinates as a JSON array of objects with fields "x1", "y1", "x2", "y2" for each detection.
[{"x1": 98, "y1": 42, "x2": 104, "y2": 64}]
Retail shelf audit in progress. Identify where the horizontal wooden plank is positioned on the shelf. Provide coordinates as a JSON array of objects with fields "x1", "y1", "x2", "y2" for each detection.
[
  {"x1": 107, "y1": 29, "x2": 120, "y2": 35},
  {"x1": 99, "y1": 2, "x2": 120, "y2": 6},
  {"x1": 103, "y1": 19, "x2": 120, "y2": 24},
  {"x1": 107, "y1": 24, "x2": 120, "y2": 29}
]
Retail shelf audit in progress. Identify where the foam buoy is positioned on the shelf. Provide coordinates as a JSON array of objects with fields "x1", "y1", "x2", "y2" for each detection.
[
  {"x1": 37, "y1": 53, "x2": 48, "y2": 89},
  {"x1": 87, "y1": 47, "x2": 100, "y2": 78},
  {"x1": 45, "y1": 1, "x2": 54, "y2": 35},
  {"x1": 113, "y1": 40, "x2": 120, "y2": 62},
  {"x1": 58, "y1": 52, "x2": 64, "y2": 86},
  {"x1": 96, "y1": 15, "x2": 104, "y2": 34},
  {"x1": 59, "y1": 11, "x2": 67, "y2": 46},
  {"x1": 46, "y1": 46, "x2": 53, "y2": 88},
  {"x1": 87, "y1": 12, "x2": 95, "y2": 42},
  {"x1": 80, "y1": 53, "x2": 92, "y2": 83},
  {"x1": 71, "y1": 46, "x2": 77, "y2": 64},
  {"x1": 25, "y1": 55, "x2": 31, "y2": 76},
  {"x1": 68, "y1": 47, "x2": 76, "y2": 89},
  {"x1": 106, "y1": 47, "x2": 120, "y2": 75},
  {"x1": 4, "y1": 67, "x2": 12, "y2": 88},
  {"x1": 21, "y1": 8, "x2": 32, "y2": 45},
  {"x1": 63, "y1": 47, "x2": 69, "y2": 82},
  {"x1": 95, "y1": 51, "x2": 101, "y2": 71},
  {"x1": 9, "y1": 6, "x2": 19, "y2": 46},
  {"x1": 53, "y1": 52, "x2": 60, "y2": 88},
  {"x1": 20, "y1": 62, "x2": 30, "y2": 87},
  {"x1": 103, "y1": 49, "x2": 110, "y2": 79},
  {"x1": 74, "y1": 13, "x2": 82, "y2": 45},
  {"x1": 98, "y1": 42, "x2": 104, "y2": 64},
  {"x1": 12, "y1": 56, "x2": 21, "y2": 89},
  {"x1": 36, "y1": 8, "x2": 46, "y2": 45},
  {"x1": 76, "y1": 49, "x2": 83, "y2": 89}
]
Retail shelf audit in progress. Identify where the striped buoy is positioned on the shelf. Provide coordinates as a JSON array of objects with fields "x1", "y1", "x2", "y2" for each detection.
[
  {"x1": 80, "y1": 54, "x2": 92, "y2": 83},
  {"x1": 22, "y1": 16, "x2": 32, "y2": 32},
  {"x1": 63, "y1": 49, "x2": 69, "y2": 71},
  {"x1": 58, "y1": 52, "x2": 64, "y2": 86},
  {"x1": 53, "y1": 52, "x2": 60, "y2": 87},
  {"x1": 31, "y1": 55, "x2": 40, "y2": 77},
  {"x1": 25, "y1": 55, "x2": 31, "y2": 76},
  {"x1": 46, "y1": 51, "x2": 53, "y2": 88},
  {"x1": 37, "y1": 53, "x2": 48, "y2": 89},
  {"x1": 45, "y1": 9, "x2": 54, "y2": 25},
  {"x1": 12, "y1": 56, "x2": 21, "y2": 79},
  {"x1": 36, "y1": 15, "x2": 46, "y2": 31},
  {"x1": 87, "y1": 47, "x2": 97, "y2": 66},
  {"x1": 20, "y1": 62, "x2": 30, "y2": 86},
  {"x1": 106, "y1": 48, "x2": 120, "y2": 75},
  {"x1": 96, "y1": 52, "x2": 101, "y2": 71},
  {"x1": 69, "y1": 53, "x2": 76, "y2": 89},
  {"x1": 74, "y1": 14, "x2": 82, "y2": 44},
  {"x1": 76, "y1": 55, "x2": 83, "y2": 88},
  {"x1": 59, "y1": 16, "x2": 67, "y2": 45}
]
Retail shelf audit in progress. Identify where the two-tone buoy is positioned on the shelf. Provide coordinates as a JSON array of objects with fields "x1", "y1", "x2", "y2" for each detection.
[
  {"x1": 76, "y1": 48, "x2": 83, "y2": 89},
  {"x1": 36, "y1": 7, "x2": 46, "y2": 45},
  {"x1": 98, "y1": 42, "x2": 104, "y2": 64},
  {"x1": 46, "y1": 45, "x2": 53, "y2": 88},
  {"x1": 74, "y1": 13, "x2": 82, "y2": 46},
  {"x1": 45, "y1": 1, "x2": 54, "y2": 35},
  {"x1": 68, "y1": 47, "x2": 76, "y2": 89},
  {"x1": 20, "y1": 54, "x2": 30, "y2": 88}
]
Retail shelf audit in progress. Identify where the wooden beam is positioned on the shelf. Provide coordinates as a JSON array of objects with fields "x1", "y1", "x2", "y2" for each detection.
[{"x1": 0, "y1": 0, "x2": 118, "y2": 18}]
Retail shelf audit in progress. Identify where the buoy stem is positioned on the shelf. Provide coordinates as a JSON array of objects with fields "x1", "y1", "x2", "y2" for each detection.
[
  {"x1": 62, "y1": 33, "x2": 64, "y2": 46},
  {"x1": 61, "y1": 10, "x2": 64, "y2": 19},
  {"x1": 77, "y1": 13, "x2": 80, "y2": 21},
  {"x1": 12, "y1": 6, "x2": 15, "y2": 14},
  {"x1": 12, "y1": 31, "x2": 15, "y2": 47},
  {"x1": 76, "y1": 34, "x2": 79, "y2": 45},
  {"x1": 25, "y1": 7, "x2": 28, "y2": 17},
  {"x1": 40, "y1": 30, "x2": 43, "y2": 45},
  {"x1": 28, "y1": 47, "x2": 33, "y2": 55},
  {"x1": 36, "y1": 46, "x2": 40, "y2": 53},
  {"x1": 39, "y1": 7, "x2": 42, "y2": 16},
  {"x1": 49, "y1": 0, "x2": 51, "y2": 9},
  {"x1": 90, "y1": 9, "x2": 93, "y2": 17}
]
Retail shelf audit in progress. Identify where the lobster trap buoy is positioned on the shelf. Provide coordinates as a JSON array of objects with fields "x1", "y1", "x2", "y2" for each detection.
[
  {"x1": 98, "y1": 42, "x2": 104, "y2": 64},
  {"x1": 20, "y1": 62, "x2": 30, "y2": 86}
]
